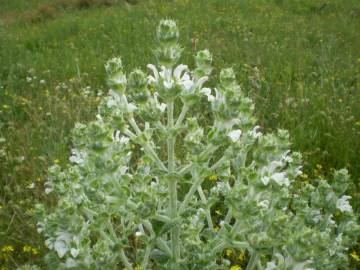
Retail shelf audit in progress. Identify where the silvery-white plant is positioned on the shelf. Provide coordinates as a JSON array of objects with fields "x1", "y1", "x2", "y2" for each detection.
[{"x1": 35, "y1": 20, "x2": 359, "y2": 270}]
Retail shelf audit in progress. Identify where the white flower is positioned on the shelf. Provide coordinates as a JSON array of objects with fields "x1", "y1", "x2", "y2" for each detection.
[
  {"x1": 336, "y1": 195, "x2": 352, "y2": 212},
  {"x1": 265, "y1": 261, "x2": 277, "y2": 270},
  {"x1": 261, "y1": 176, "x2": 270, "y2": 186},
  {"x1": 54, "y1": 240, "x2": 68, "y2": 258},
  {"x1": 272, "y1": 172, "x2": 290, "y2": 187},
  {"x1": 195, "y1": 76, "x2": 208, "y2": 89},
  {"x1": 135, "y1": 231, "x2": 143, "y2": 237},
  {"x1": 248, "y1": 125, "x2": 262, "y2": 139},
  {"x1": 200, "y1": 87, "x2": 214, "y2": 101},
  {"x1": 173, "y1": 64, "x2": 188, "y2": 80},
  {"x1": 40, "y1": 79, "x2": 46, "y2": 84},
  {"x1": 119, "y1": 136, "x2": 129, "y2": 145},
  {"x1": 70, "y1": 248, "x2": 79, "y2": 258},
  {"x1": 164, "y1": 80, "x2": 173, "y2": 89},
  {"x1": 258, "y1": 200, "x2": 270, "y2": 209},
  {"x1": 228, "y1": 129, "x2": 242, "y2": 142},
  {"x1": 147, "y1": 64, "x2": 159, "y2": 83}
]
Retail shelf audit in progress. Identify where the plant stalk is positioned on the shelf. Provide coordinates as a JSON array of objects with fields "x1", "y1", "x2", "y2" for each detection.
[
  {"x1": 246, "y1": 252, "x2": 259, "y2": 270},
  {"x1": 167, "y1": 101, "x2": 180, "y2": 266}
]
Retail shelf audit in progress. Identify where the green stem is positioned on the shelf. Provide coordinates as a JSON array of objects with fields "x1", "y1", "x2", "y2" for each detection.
[
  {"x1": 197, "y1": 186, "x2": 214, "y2": 232},
  {"x1": 141, "y1": 244, "x2": 152, "y2": 270},
  {"x1": 178, "y1": 169, "x2": 202, "y2": 214},
  {"x1": 175, "y1": 103, "x2": 189, "y2": 128},
  {"x1": 120, "y1": 249, "x2": 134, "y2": 270},
  {"x1": 167, "y1": 102, "x2": 180, "y2": 266},
  {"x1": 246, "y1": 252, "x2": 259, "y2": 270}
]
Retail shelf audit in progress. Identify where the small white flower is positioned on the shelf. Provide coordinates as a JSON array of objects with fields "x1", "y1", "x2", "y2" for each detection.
[
  {"x1": 119, "y1": 136, "x2": 129, "y2": 145},
  {"x1": 258, "y1": 200, "x2": 269, "y2": 209},
  {"x1": 182, "y1": 79, "x2": 194, "y2": 91},
  {"x1": 147, "y1": 64, "x2": 159, "y2": 83},
  {"x1": 135, "y1": 231, "x2": 143, "y2": 237},
  {"x1": 200, "y1": 87, "x2": 214, "y2": 101},
  {"x1": 27, "y1": 182, "x2": 35, "y2": 189},
  {"x1": 157, "y1": 103, "x2": 167, "y2": 112},
  {"x1": 248, "y1": 125, "x2": 262, "y2": 139},
  {"x1": 163, "y1": 80, "x2": 173, "y2": 89},
  {"x1": 195, "y1": 76, "x2": 208, "y2": 89},
  {"x1": 40, "y1": 79, "x2": 46, "y2": 84},
  {"x1": 272, "y1": 172, "x2": 290, "y2": 187},
  {"x1": 265, "y1": 261, "x2": 277, "y2": 270},
  {"x1": 54, "y1": 241, "x2": 67, "y2": 258},
  {"x1": 261, "y1": 176, "x2": 270, "y2": 186},
  {"x1": 173, "y1": 64, "x2": 188, "y2": 80},
  {"x1": 336, "y1": 195, "x2": 352, "y2": 212},
  {"x1": 228, "y1": 129, "x2": 242, "y2": 142},
  {"x1": 70, "y1": 248, "x2": 79, "y2": 258},
  {"x1": 26, "y1": 76, "x2": 32, "y2": 82}
]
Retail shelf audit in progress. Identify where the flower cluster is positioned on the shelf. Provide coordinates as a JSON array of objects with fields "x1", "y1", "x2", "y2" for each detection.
[{"x1": 35, "y1": 20, "x2": 359, "y2": 270}]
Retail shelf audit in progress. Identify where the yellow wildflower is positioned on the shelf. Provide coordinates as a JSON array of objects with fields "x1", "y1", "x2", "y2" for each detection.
[
  {"x1": 350, "y1": 251, "x2": 360, "y2": 262},
  {"x1": 225, "y1": 249, "x2": 233, "y2": 257},
  {"x1": 32, "y1": 248, "x2": 38, "y2": 255},
  {"x1": 230, "y1": 265, "x2": 242, "y2": 270},
  {"x1": 209, "y1": 175, "x2": 217, "y2": 181},
  {"x1": 1, "y1": 246, "x2": 14, "y2": 252},
  {"x1": 23, "y1": 245, "x2": 32, "y2": 253},
  {"x1": 54, "y1": 159, "x2": 60, "y2": 164},
  {"x1": 238, "y1": 250, "x2": 245, "y2": 262}
]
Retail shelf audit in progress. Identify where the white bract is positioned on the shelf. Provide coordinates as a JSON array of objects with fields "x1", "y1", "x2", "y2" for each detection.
[{"x1": 35, "y1": 20, "x2": 359, "y2": 270}]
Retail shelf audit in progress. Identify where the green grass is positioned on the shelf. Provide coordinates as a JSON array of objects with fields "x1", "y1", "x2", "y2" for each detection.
[{"x1": 1, "y1": 0, "x2": 360, "y2": 268}]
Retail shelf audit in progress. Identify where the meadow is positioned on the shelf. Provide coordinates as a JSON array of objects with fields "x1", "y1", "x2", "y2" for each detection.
[{"x1": 0, "y1": 0, "x2": 360, "y2": 268}]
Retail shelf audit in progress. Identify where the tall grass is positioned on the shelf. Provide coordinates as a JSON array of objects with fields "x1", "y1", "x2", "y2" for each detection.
[{"x1": 0, "y1": 0, "x2": 359, "y2": 268}]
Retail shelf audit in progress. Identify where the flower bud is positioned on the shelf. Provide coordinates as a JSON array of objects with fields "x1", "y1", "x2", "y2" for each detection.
[
  {"x1": 105, "y1": 57, "x2": 127, "y2": 93},
  {"x1": 220, "y1": 68, "x2": 236, "y2": 86},
  {"x1": 128, "y1": 69, "x2": 149, "y2": 103},
  {"x1": 155, "y1": 44, "x2": 183, "y2": 67},
  {"x1": 157, "y1": 19, "x2": 179, "y2": 44}
]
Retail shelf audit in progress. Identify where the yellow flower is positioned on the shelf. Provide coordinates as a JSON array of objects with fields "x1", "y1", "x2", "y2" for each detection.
[
  {"x1": 209, "y1": 175, "x2": 218, "y2": 181},
  {"x1": 32, "y1": 248, "x2": 38, "y2": 255},
  {"x1": 1, "y1": 245, "x2": 14, "y2": 252},
  {"x1": 54, "y1": 159, "x2": 60, "y2": 164},
  {"x1": 316, "y1": 164, "x2": 322, "y2": 170},
  {"x1": 238, "y1": 250, "x2": 245, "y2": 262},
  {"x1": 230, "y1": 265, "x2": 242, "y2": 270},
  {"x1": 350, "y1": 251, "x2": 360, "y2": 262},
  {"x1": 225, "y1": 249, "x2": 233, "y2": 257},
  {"x1": 23, "y1": 245, "x2": 32, "y2": 253}
]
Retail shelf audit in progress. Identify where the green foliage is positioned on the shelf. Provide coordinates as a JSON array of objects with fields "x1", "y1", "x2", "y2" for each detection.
[{"x1": 35, "y1": 19, "x2": 359, "y2": 270}]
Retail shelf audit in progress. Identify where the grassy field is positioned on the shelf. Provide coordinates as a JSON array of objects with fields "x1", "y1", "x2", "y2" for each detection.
[{"x1": 1, "y1": 0, "x2": 360, "y2": 268}]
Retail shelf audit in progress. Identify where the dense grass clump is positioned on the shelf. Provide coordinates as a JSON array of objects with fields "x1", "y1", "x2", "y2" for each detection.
[{"x1": 0, "y1": 0, "x2": 359, "y2": 268}]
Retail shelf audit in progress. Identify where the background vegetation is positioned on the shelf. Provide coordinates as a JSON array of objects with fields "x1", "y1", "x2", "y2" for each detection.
[{"x1": 0, "y1": 0, "x2": 359, "y2": 268}]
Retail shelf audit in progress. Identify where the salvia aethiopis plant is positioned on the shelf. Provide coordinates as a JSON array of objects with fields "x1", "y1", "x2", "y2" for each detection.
[{"x1": 35, "y1": 20, "x2": 360, "y2": 270}]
